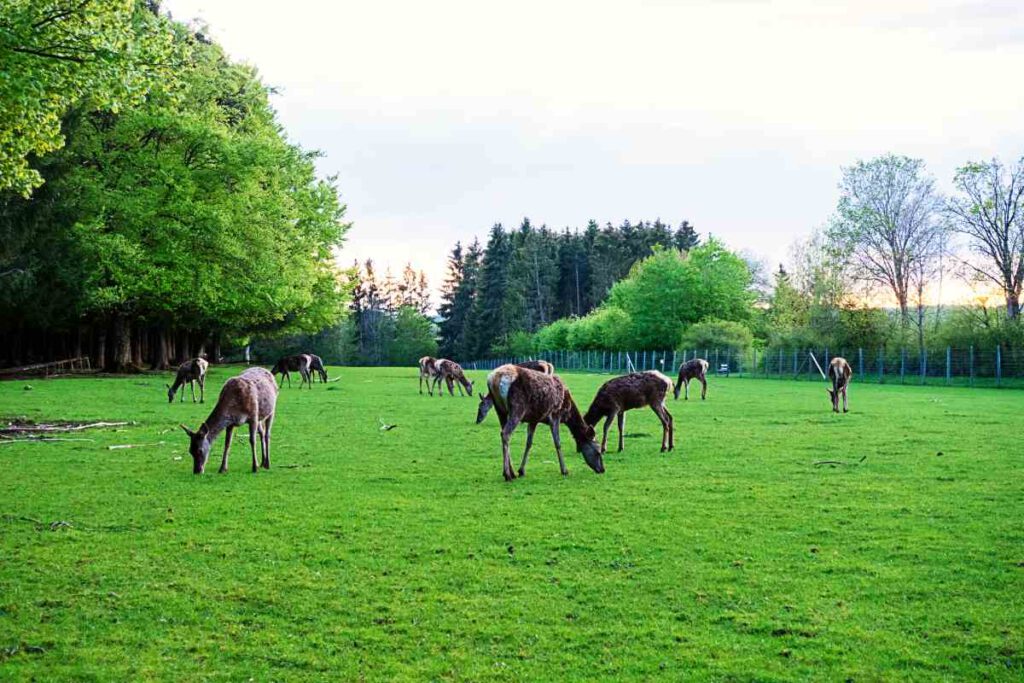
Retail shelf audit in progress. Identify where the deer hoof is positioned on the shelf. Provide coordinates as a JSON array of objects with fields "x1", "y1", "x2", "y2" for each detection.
[{"x1": 517, "y1": 468, "x2": 526, "y2": 477}]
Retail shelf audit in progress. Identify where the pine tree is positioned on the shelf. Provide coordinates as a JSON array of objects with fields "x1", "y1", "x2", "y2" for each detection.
[
  {"x1": 468, "y1": 224, "x2": 514, "y2": 356},
  {"x1": 674, "y1": 220, "x2": 700, "y2": 251}
]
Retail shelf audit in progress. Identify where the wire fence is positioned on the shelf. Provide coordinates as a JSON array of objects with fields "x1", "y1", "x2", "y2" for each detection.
[{"x1": 462, "y1": 346, "x2": 1024, "y2": 389}]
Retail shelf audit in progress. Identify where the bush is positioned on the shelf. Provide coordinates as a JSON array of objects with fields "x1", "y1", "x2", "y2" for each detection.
[
  {"x1": 680, "y1": 319, "x2": 754, "y2": 353},
  {"x1": 534, "y1": 317, "x2": 574, "y2": 351}
]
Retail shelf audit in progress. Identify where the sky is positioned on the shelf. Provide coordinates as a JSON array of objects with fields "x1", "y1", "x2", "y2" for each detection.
[{"x1": 164, "y1": 0, "x2": 1024, "y2": 304}]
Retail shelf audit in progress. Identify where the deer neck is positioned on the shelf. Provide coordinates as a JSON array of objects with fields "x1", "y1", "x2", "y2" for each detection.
[{"x1": 200, "y1": 408, "x2": 234, "y2": 442}]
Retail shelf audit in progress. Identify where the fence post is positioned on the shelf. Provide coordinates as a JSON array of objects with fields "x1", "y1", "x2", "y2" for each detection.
[
  {"x1": 921, "y1": 349, "x2": 927, "y2": 385},
  {"x1": 672, "y1": 350, "x2": 677, "y2": 373},
  {"x1": 968, "y1": 345, "x2": 974, "y2": 386},
  {"x1": 946, "y1": 346, "x2": 951, "y2": 385},
  {"x1": 858, "y1": 347, "x2": 864, "y2": 377},
  {"x1": 996, "y1": 346, "x2": 1002, "y2": 387}
]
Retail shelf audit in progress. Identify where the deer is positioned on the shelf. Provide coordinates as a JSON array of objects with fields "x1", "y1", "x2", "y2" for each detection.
[
  {"x1": 179, "y1": 367, "x2": 278, "y2": 474},
  {"x1": 418, "y1": 356, "x2": 438, "y2": 395},
  {"x1": 167, "y1": 357, "x2": 209, "y2": 403},
  {"x1": 673, "y1": 358, "x2": 709, "y2": 400},
  {"x1": 486, "y1": 364, "x2": 603, "y2": 481},
  {"x1": 271, "y1": 354, "x2": 313, "y2": 389},
  {"x1": 827, "y1": 356, "x2": 852, "y2": 413},
  {"x1": 307, "y1": 354, "x2": 328, "y2": 383},
  {"x1": 431, "y1": 359, "x2": 474, "y2": 397},
  {"x1": 584, "y1": 371, "x2": 674, "y2": 453},
  {"x1": 476, "y1": 360, "x2": 555, "y2": 423}
]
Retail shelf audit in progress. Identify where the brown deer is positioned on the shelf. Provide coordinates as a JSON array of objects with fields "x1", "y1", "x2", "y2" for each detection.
[
  {"x1": 476, "y1": 360, "x2": 555, "y2": 423},
  {"x1": 673, "y1": 358, "x2": 709, "y2": 400},
  {"x1": 179, "y1": 367, "x2": 278, "y2": 474},
  {"x1": 308, "y1": 354, "x2": 328, "y2": 383},
  {"x1": 827, "y1": 357, "x2": 852, "y2": 413},
  {"x1": 432, "y1": 359, "x2": 474, "y2": 397},
  {"x1": 584, "y1": 371, "x2": 674, "y2": 453},
  {"x1": 167, "y1": 357, "x2": 209, "y2": 403},
  {"x1": 418, "y1": 356, "x2": 438, "y2": 395},
  {"x1": 271, "y1": 354, "x2": 313, "y2": 389},
  {"x1": 487, "y1": 364, "x2": 603, "y2": 481}
]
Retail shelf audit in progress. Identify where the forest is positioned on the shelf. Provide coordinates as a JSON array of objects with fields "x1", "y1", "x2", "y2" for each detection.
[{"x1": 0, "y1": 1, "x2": 349, "y2": 370}]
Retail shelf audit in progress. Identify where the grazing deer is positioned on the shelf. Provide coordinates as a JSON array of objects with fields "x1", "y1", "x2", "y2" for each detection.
[
  {"x1": 418, "y1": 356, "x2": 438, "y2": 395},
  {"x1": 432, "y1": 359, "x2": 474, "y2": 397},
  {"x1": 476, "y1": 360, "x2": 555, "y2": 423},
  {"x1": 827, "y1": 357, "x2": 852, "y2": 413},
  {"x1": 271, "y1": 354, "x2": 313, "y2": 389},
  {"x1": 487, "y1": 364, "x2": 603, "y2": 481},
  {"x1": 673, "y1": 358, "x2": 709, "y2": 400},
  {"x1": 167, "y1": 358, "x2": 209, "y2": 403},
  {"x1": 584, "y1": 371, "x2": 674, "y2": 453},
  {"x1": 308, "y1": 354, "x2": 328, "y2": 383},
  {"x1": 179, "y1": 367, "x2": 278, "y2": 474}
]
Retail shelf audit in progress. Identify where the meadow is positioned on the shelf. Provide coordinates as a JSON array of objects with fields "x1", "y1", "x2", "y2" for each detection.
[{"x1": 1, "y1": 366, "x2": 1022, "y2": 681}]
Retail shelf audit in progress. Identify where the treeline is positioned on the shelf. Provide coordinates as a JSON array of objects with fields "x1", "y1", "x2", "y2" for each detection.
[
  {"x1": 441, "y1": 152, "x2": 1024, "y2": 361},
  {"x1": 436, "y1": 218, "x2": 699, "y2": 358},
  {"x1": 0, "y1": 1, "x2": 349, "y2": 370},
  {"x1": 340, "y1": 260, "x2": 437, "y2": 366}
]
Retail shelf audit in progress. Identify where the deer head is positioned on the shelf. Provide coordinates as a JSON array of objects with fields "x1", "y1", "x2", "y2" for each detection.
[{"x1": 180, "y1": 423, "x2": 211, "y2": 474}]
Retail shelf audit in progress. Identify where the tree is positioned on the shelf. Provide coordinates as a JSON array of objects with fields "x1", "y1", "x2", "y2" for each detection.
[
  {"x1": 468, "y1": 224, "x2": 514, "y2": 357},
  {"x1": 0, "y1": 14, "x2": 349, "y2": 370},
  {"x1": 386, "y1": 306, "x2": 437, "y2": 365},
  {"x1": 946, "y1": 157, "x2": 1024, "y2": 319},
  {"x1": 832, "y1": 155, "x2": 943, "y2": 321},
  {"x1": 0, "y1": 0, "x2": 176, "y2": 196},
  {"x1": 673, "y1": 220, "x2": 700, "y2": 251}
]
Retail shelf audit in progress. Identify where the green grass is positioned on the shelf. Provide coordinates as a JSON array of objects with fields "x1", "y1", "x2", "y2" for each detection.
[{"x1": 1, "y1": 367, "x2": 1022, "y2": 681}]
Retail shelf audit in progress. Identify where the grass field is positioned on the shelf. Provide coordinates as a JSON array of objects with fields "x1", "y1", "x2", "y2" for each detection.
[{"x1": 1, "y1": 367, "x2": 1022, "y2": 681}]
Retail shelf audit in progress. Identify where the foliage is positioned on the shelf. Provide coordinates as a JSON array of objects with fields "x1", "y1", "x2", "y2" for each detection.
[
  {"x1": 1, "y1": 369, "x2": 1021, "y2": 679},
  {"x1": 0, "y1": 0, "x2": 177, "y2": 196},
  {"x1": 680, "y1": 319, "x2": 754, "y2": 353},
  {"x1": 945, "y1": 156, "x2": 1024, "y2": 318},
  {"x1": 347, "y1": 260, "x2": 435, "y2": 365},
  {"x1": 0, "y1": 9, "x2": 349, "y2": 369},
  {"x1": 439, "y1": 218, "x2": 697, "y2": 359},
  {"x1": 386, "y1": 306, "x2": 438, "y2": 365}
]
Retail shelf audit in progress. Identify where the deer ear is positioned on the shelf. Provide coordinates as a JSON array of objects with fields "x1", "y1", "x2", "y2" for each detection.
[{"x1": 179, "y1": 424, "x2": 194, "y2": 436}]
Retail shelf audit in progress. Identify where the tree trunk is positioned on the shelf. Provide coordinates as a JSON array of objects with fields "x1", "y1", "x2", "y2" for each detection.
[
  {"x1": 1007, "y1": 291, "x2": 1020, "y2": 320},
  {"x1": 95, "y1": 326, "x2": 107, "y2": 371},
  {"x1": 177, "y1": 330, "x2": 191, "y2": 364},
  {"x1": 153, "y1": 328, "x2": 171, "y2": 370},
  {"x1": 132, "y1": 324, "x2": 144, "y2": 368},
  {"x1": 211, "y1": 332, "x2": 222, "y2": 363},
  {"x1": 111, "y1": 315, "x2": 133, "y2": 372}
]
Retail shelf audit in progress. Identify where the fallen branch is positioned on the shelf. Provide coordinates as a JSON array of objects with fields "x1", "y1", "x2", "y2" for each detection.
[
  {"x1": 0, "y1": 437, "x2": 95, "y2": 445},
  {"x1": 0, "y1": 420, "x2": 131, "y2": 435},
  {"x1": 108, "y1": 441, "x2": 165, "y2": 450}
]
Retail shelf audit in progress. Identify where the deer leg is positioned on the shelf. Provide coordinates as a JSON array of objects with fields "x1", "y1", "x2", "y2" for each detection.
[
  {"x1": 446, "y1": 377, "x2": 455, "y2": 396},
  {"x1": 190, "y1": 380, "x2": 197, "y2": 403},
  {"x1": 199, "y1": 377, "x2": 205, "y2": 403},
  {"x1": 501, "y1": 415, "x2": 521, "y2": 481},
  {"x1": 518, "y1": 423, "x2": 537, "y2": 476},
  {"x1": 601, "y1": 414, "x2": 613, "y2": 454},
  {"x1": 549, "y1": 419, "x2": 568, "y2": 476},
  {"x1": 219, "y1": 426, "x2": 234, "y2": 473},
  {"x1": 684, "y1": 378, "x2": 690, "y2": 400},
  {"x1": 652, "y1": 403, "x2": 671, "y2": 452},
  {"x1": 419, "y1": 373, "x2": 424, "y2": 394},
  {"x1": 842, "y1": 387, "x2": 848, "y2": 413},
  {"x1": 249, "y1": 421, "x2": 259, "y2": 473},
  {"x1": 700, "y1": 376, "x2": 707, "y2": 400},
  {"x1": 261, "y1": 414, "x2": 273, "y2": 468},
  {"x1": 617, "y1": 412, "x2": 626, "y2": 452}
]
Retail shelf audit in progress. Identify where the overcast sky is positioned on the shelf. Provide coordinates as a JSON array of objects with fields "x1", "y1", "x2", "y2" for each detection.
[{"x1": 164, "y1": 0, "x2": 1024, "y2": 301}]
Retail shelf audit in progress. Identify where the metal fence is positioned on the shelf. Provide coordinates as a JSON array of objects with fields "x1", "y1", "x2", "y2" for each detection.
[{"x1": 463, "y1": 346, "x2": 1024, "y2": 389}]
